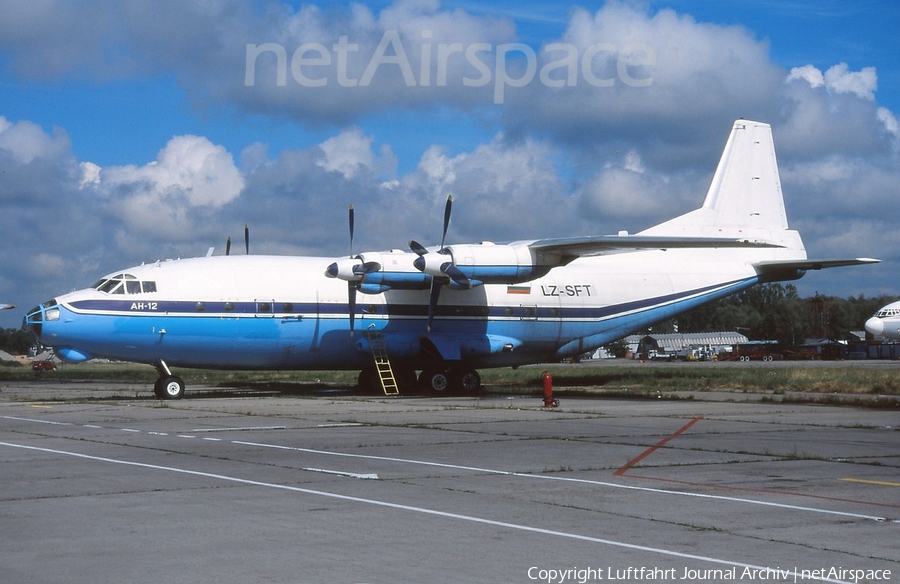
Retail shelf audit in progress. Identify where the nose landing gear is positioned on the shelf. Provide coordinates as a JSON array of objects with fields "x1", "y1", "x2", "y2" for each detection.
[{"x1": 154, "y1": 360, "x2": 185, "y2": 399}]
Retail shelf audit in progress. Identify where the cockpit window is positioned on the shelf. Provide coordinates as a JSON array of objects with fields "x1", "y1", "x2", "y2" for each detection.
[
  {"x1": 875, "y1": 308, "x2": 900, "y2": 318},
  {"x1": 92, "y1": 273, "x2": 157, "y2": 295}
]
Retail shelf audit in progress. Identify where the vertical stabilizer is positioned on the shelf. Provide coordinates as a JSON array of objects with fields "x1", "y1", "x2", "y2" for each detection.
[{"x1": 641, "y1": 120, "x2": 792, "y2": 240}]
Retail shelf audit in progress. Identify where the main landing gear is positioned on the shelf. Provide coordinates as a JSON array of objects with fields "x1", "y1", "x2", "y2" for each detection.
[
  {"x1": 417, "y1": 366, "x2": 482, "y2": 395},
  {"x1": 154, "y1": 360, "x2": 185, "y2": 400},
  {"x1": 357, "y1": 364, "x2": 482, "y2": 395}
]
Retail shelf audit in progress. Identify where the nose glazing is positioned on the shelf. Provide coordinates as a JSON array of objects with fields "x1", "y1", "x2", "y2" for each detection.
[{"x1": 24, "y1": 300, "x2": 58, "y2": 340}]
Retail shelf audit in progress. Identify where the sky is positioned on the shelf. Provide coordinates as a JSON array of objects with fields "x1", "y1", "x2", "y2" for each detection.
[{"x1": 0, "y1": 0, "x2": 898, "y2": 329}]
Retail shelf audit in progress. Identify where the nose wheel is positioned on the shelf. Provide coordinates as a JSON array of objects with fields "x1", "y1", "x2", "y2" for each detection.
[
  {"x1": 154, "y1": 375, "x2": 185, "y2": 399},
  {"x1": 153, "y1": 360, "x2": 185, "y2": 399}
]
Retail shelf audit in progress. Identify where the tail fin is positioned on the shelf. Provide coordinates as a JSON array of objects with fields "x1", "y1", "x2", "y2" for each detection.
[{"x1": 641, "y1": 120, "x2": 794, "y2": 242}]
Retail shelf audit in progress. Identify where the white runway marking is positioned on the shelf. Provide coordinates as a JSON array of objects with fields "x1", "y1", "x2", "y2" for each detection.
[
  {"x1": 191, "y1": 426, "x2": 286, "y2": 432},
  {"x1": 0, "y1": 440, "x2": 857, "y2": 584},
  {"x1": 233, "y1": 440, "x2": 887, "y2": 522},
  {"x1": 303, "y1": 467, "x2": 379, "y2": 479}
]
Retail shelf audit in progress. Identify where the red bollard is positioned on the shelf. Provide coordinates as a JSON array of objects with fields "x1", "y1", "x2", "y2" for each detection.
[{"x1": 542, "y1": 371, "x2": 558, "y2": 407}]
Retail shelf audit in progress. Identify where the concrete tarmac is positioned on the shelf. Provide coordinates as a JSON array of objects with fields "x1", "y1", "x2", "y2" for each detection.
[{"x1": 1, "y1": 381, "x2": 898, "y2": 584}]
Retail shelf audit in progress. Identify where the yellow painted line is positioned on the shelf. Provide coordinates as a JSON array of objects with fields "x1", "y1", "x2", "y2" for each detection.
[
  {"x1": 29, "y1": 404, "x2": 53, "y2": 408},
  {"x1": 842, "y1": 478, "x2": 900, "y2": 488}
]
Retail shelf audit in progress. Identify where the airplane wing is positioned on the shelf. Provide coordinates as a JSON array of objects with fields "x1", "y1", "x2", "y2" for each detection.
[{"x1": 528, "y1": 235, "x2": 780, "y2": 262}]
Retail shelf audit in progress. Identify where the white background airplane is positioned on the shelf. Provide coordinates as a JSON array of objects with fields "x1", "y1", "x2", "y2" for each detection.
[
  {"x1": 865, "y1": 300, "x2": 900, "y2": 340},
  {"x1": 0, "y1": 304, "x2": 14, "y2": 310},
  {"x1": 24, "y1": 120, "x2": 877, "y2": 399}
]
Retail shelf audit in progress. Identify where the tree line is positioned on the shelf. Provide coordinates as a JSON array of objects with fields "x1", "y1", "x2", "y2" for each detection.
[
  {"x1": 655, "y1": 284, "x2": 893, "y2": 346},
  {"x1": 0, "y1": 284, "x2": 894, "y2": 356}
]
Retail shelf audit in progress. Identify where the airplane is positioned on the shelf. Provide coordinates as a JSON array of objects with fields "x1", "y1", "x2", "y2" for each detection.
[
  {"x1": 24, "y1": 120, "x2": 878, "y2": 399},
  {"x1": 864, "y1": 300, "x2": 900, "y2": 340},
  {"x1": 0, "y1": 304, "x2": 14, "y2": 310}
]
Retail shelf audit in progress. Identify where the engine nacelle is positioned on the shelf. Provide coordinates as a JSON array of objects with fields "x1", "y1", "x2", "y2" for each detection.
[
  {"x1": 325, "y1": 257, "x2": 366, "y2": 281},
  {"x1": 443, "y1": 242, "x2": 560, "y2": 283},
  {"x1": 356, "y1": 250, "x2": 430, "y2": 291}
]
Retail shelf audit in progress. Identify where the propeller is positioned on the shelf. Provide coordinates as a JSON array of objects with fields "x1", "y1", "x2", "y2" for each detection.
[
  {"x1": 324, "y1": 205, "x2": 380, "y2": 335},
  {"x1": 409, "y1": 195, "x2": 470, "y2": 331},
  {"x1": 347, "y1": 206, "x2": 357, "y2": 334},
  {"x1": 223, "y1": 224, "x2": 248, "y2": 256}
]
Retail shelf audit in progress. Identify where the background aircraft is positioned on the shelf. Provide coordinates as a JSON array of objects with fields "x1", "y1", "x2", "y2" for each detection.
[
  {"x1": 24, "y1": 120, "x2": 877, "y2": 399},
  {"x1": 865, "y1": 300, "x2": 900, "y2": 340},
  {"x1": 0, "y1": 304, "x2": 14, "y2": 310}
]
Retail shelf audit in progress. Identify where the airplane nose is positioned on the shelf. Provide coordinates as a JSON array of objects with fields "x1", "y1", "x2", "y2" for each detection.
[
  {"x1": 24, "y1": 300, "x2": 59, "y2": 341},
  {"x1": 865, "y1": 316, "x2": 884, "y2": 337}
]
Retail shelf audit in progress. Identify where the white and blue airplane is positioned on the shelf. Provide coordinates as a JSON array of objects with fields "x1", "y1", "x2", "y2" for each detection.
[
  {"x1": 24, "y1": 120, "x2": 877, "y2": 398},
  {"x1": 865, "y1": 300, "x2": 900, "y2": 340}
]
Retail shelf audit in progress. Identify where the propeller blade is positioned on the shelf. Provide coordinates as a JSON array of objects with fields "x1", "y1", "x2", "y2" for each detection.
[
  {"x1": 244, "y1": 224, "x2": 250, "y2": 255},
  {"x1": 443, "y1": 263, "x2": 471, "y2": 289},
  {"x1": 225, "y1": 236, "x2": 231, "y2": 256},
  {"x1": 409, "y1": 240, "x2": 428, "y2": 256},
  {"x1": 348, "y1": 282, "x2": 357, "y2": 336},
  {"x1": 353, "y1": 261, "x2": 382, "y2": 275},
  {"x1": 440, "y1": 194, "x2": 452, "y2": 250},
  {"x1": 426, "y1": 279, "x2": 441, "y2": 332},
  {"x1": 348, "y1": 204, "x2": 355, "y2": 255}
]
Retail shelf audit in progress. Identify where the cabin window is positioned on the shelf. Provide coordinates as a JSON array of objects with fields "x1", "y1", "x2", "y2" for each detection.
[
  {"x1": 224, "y1": 302, "x2": 234, "y2": 312},
  {"x1": 126, "y1": 281, "x2": 141, "y2": 294},
  {"x1": 282, "y1": 302, "x2": 294, "y2": 313}
]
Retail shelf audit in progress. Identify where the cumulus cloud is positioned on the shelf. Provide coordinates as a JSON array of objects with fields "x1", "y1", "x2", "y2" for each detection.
[
  {"x1": 0, "y1": 116, "x2": 71, "y2": 164},
  {"x1": 80, "y1": 135, "x2": 245, "y2": 244},
  {"x1": 788, "y1": 62, "x2": 877, "y2": 100},
  {"x1": 100, "y1": 135, "x2": 244, "y2": 208}
]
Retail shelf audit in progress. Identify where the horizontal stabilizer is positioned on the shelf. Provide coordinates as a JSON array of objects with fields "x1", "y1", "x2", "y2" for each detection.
[{"x1": 754, "y1": 257, "x2": 879, "y2": 282}]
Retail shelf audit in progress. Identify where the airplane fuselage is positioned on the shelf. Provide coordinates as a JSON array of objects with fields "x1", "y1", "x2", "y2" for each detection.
[{"x1": 27, "y1": 247, "x2": 783, "y2": 371}]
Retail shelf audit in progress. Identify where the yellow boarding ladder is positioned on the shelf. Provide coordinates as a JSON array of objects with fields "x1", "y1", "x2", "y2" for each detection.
[{"x1": 366, "y1": 325, "x2": 399, "y2": 395}]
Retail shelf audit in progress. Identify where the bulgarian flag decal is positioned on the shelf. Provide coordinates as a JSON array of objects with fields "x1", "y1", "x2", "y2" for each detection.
[{"x1": 506, "y1": 285, "x2": 531, "y2": 295}]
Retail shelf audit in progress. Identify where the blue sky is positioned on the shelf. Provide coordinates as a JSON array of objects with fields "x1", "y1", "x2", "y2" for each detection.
[{"x1": 0, "y1": 0, "x2": 898, "y2": 329}]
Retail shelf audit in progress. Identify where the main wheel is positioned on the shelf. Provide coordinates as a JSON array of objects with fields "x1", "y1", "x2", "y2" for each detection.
[
  {"x1": 155, "y1": 376, "x2": 185, "y2": 400},
  {"x1": 453, "y1": 368, "x2": 481, "y2": 394},
  {"x1": 418, "y1": 368, "x2": 451, "y2": 394},
  {"x1": 357, "y1": 367, "x2": 380, "y2": 394}
]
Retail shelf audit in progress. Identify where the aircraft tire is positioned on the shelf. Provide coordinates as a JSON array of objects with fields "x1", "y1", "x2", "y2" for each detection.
[
  {"x1": 357, "y1": 368, "x2": 380, "y2": 394},
  {"x1": 394, "y1": 366, "x2": 418, "y2": 394},
  {"x1": 419, "y1": 368, "x2": 451, "y2": 394},
  {"x1": 155, "y1": 376, "x2": 185, "y2": 400},
  {"x1": 453, "y1": 368, "x2": 481, "y2": 394}
]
